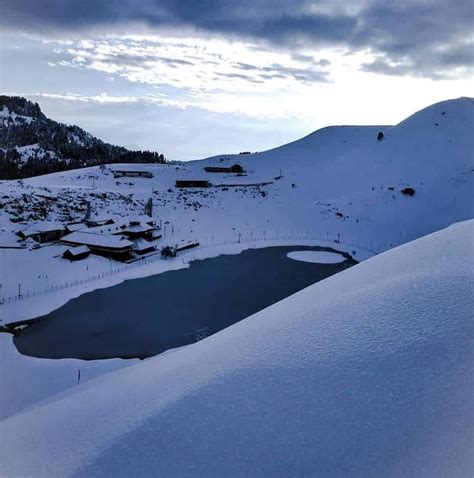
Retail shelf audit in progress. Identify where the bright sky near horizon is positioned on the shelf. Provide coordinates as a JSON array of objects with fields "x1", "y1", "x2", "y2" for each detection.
[{"x1": 1, "y1": 1, "x2": 472, "y2": 160}]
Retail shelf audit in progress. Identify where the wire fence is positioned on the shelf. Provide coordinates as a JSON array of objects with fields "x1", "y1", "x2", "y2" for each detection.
[{"x1": 0, "y1": 232, "x2": 379, "y2": 305}]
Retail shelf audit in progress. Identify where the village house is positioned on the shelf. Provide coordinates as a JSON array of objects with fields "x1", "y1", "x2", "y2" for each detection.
[
  {"x1": 63, "y1": 245, "x2": 91, "y2": 261},
  {"x1": 65, "y1": 223, "x2": 87, "y2": 234},
  {"x1": 119, "y1": 219, "x2": 156, "y2": 240},
  {"x1": 61, "y1": 231, "x2": 133, "y2": 260},
  {"x1": 86, "y1": 218, "x2": 115, "y2": 228},
  {"x1": 204, "y1": 164, "x2": 244, "y2": 174},
  {"x1": 176, "y1": 180, "x2": 210, "y2": 188},
  {"x1": 17, "y1": 223, "x2": 66, "y2": 243}
]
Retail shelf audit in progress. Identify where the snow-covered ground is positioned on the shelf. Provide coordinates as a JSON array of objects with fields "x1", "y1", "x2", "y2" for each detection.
[
  {"x1": 1, "y1": 97, "x2": 473, "y2": 323},
  {"x1": 1, "y1": 220, "x2": 472, "y2": 477},
  {"x1": 0, "y1": 333, "x2": 136, "y2": 420},
  {"x1": 0, "y1": 96, "x2": 473, "y2": 476}
]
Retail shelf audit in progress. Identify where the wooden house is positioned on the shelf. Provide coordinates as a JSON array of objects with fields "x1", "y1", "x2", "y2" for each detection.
[
  {"x1": 62, "y1": 231, "x2": 133, "y2": 260},
  {"x1": 63, "y1": 245, "x2": 91, "y2": 261},
  {"x1": 204, "y1": 164, "x2": 244, "y2": 174},
  {"x1": 17, "y1": 223, "x2": 66, "y2": 243},
  {"x1": 175, "y1": 180, "x2": 210, "y2": 188}
]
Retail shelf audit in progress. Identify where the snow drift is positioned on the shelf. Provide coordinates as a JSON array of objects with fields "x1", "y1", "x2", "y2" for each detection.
[{"x1": 1, "y1": 220, "x2": 473, "y2": 477}]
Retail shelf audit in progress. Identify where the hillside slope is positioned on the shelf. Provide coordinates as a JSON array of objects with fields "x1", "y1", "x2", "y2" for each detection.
[
  {"x1": 197, "y1": 96, "x2": 474, "y2": 253},
  {"x1": 1, "y1": 220, "x2": 472, "y2": 477},
  {"x1": 0, "y1": 96, "x2": 165, "y2": 179}
]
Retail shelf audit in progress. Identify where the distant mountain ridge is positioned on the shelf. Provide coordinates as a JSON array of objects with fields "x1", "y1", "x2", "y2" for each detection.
[{"x1": 0, "y1": 96, "x2": 166, "y2": 179}]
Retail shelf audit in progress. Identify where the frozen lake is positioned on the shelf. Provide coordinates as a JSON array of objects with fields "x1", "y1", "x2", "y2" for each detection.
[{"x1": 14, "y1": 245, "x2": 356, "y2": 360}]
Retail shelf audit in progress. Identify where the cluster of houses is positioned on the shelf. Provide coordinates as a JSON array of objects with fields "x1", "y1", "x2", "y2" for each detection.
[
  {"x1": 13, "y1": 164, "x2": 249, "y2": 262},
  {"x1": 17, "y1": 216, "x2": 161, "y2": 262}
]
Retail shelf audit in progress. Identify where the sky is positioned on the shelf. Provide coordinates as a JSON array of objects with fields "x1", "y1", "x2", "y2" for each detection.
[{"x1": 1, "y1": 0, "x2": 473, "y2": 160}]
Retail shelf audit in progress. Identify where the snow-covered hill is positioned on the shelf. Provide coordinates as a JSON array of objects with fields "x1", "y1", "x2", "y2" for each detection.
[
  {"x1": 1, "y1": 97, "x2": 472, "y2": 321},
  {"x1": 1, "y1": 220, "x2": 472, "y2": 477},
  {"x1": 0, "y1": 96, "x2": 165, "y2": 179}
]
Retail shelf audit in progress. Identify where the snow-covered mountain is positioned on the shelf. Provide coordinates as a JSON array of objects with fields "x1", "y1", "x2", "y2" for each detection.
[
  {"x1": 0, "y1": 96, "x2": 165, "y2": 179},
  {"x1": 1, "y1": 220, "x2": 472, "y2": 477}
]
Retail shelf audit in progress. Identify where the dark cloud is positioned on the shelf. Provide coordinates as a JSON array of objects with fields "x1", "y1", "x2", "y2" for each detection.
[
  {"x1": 291, "y1": 53, "x2": 316, "y2": 63},
  {"x1": 290, "y1": 53, "x2": 331, "y2": 67},
  {"x1": 353, "y1": 1, "x2": 474, "y2": 78},
  {"x1": 360, "y1": 57, "x2": 418, "y2": 78},
  {"x1": 1, "y1": 0, "x2": 473, "y2": 79}
]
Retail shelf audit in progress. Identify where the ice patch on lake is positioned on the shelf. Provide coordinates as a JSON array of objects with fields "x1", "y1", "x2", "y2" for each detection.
[{"x1": 287, "y1": 250, "x2": 346, "y2": 264}]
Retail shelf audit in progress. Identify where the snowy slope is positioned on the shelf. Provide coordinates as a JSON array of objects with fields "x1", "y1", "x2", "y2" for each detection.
[
  {"x1": 1, "y1": 97, "x2": 473, "y2": 321},
  {"x1": 1, "y1": 220, "x2": 472, "y2": 477},
  {"x1": 0, "y1": 333, "x2": 134, "y2": 420}
]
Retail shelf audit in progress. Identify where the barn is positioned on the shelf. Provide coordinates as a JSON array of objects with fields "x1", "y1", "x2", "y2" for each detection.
[
  {"x1": 175, "y1": 180, "x2": 210, "y2": 188},
  {"x1": 204, "y1": 164, "x2": 244, "y2": 174},
  {"x1": 204, "y1": 166, "x2": 232, "y2": 173}
]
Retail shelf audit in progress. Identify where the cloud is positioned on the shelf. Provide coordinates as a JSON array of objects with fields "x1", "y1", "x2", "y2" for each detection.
[
  {"x1": 1, "y1": 0, "x2": 473, "y2": 79},
  {"x1": 2, "y1": 32, "x2": 335, "y2": 119},
  {"x1": 354, "y1": 1, "x2": 474, "y2": 79},
  {"x1": 50, "y1": 36, "x2": 332, "y2": 95},
  {"x1": 9, "y1": 91, "x2": 189, "y2": 108},
  {"x1": 291, "y1": 53, "x2": 331, "y2": 67},
  {"x1": 361, "y1": 37, "x2": 474, "y2": 80},
  {"x1": 232, "y1": 61, "x2": 330, "y2": 83}
]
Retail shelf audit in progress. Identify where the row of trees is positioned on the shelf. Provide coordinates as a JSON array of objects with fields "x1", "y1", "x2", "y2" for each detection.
[{"x1": 0, "y1": 148, "x2": 166, "y2": 180}]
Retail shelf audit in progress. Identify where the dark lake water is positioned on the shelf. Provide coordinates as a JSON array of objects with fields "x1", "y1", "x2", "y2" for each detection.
[{"x1": 14, "y1": 246, "x2": 356, "y2": 360}]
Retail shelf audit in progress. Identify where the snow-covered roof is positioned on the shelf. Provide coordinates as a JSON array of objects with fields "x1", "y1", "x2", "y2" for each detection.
[
  {"x1": 122, "y1": 224, "x2": 154, "y2": 233},
  {"x1": 65, "y1": 223, "x2": 87, "y2": 233},
  {"x1": 17, "y1": 229, "x2": 40, "y2": 238},
  {"x1": 87, "y1": 217, "x2": 115, "y2": 226},
  {"x1": 85, "y1": 224, "x2": 123, "y2": 235},
  {"x1": 128, "y1": 215, "x2": 155, "y2": 223},
  {"x1": 19, "y1": 222, "x2": 64, "y2": 236},
  {"x1": 65, "y1": 245, "x2": 90, "y2": 256},
  {"x1": 62, "y1": 231, "x2": 133, "y2": 249},
  {"x1": 132, "y1": 238, "x2": 155, "y2": 252}
]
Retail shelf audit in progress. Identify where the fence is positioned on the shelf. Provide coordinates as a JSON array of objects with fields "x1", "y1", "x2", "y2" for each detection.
[{"x1": 0, "y1": 231, "x2": 379, "y2": 305}]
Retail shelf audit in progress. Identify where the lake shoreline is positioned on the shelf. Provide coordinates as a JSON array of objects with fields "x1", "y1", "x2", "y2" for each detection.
[{"x1": 13, "y1": 245, "x2": 356, "y2": 361}]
